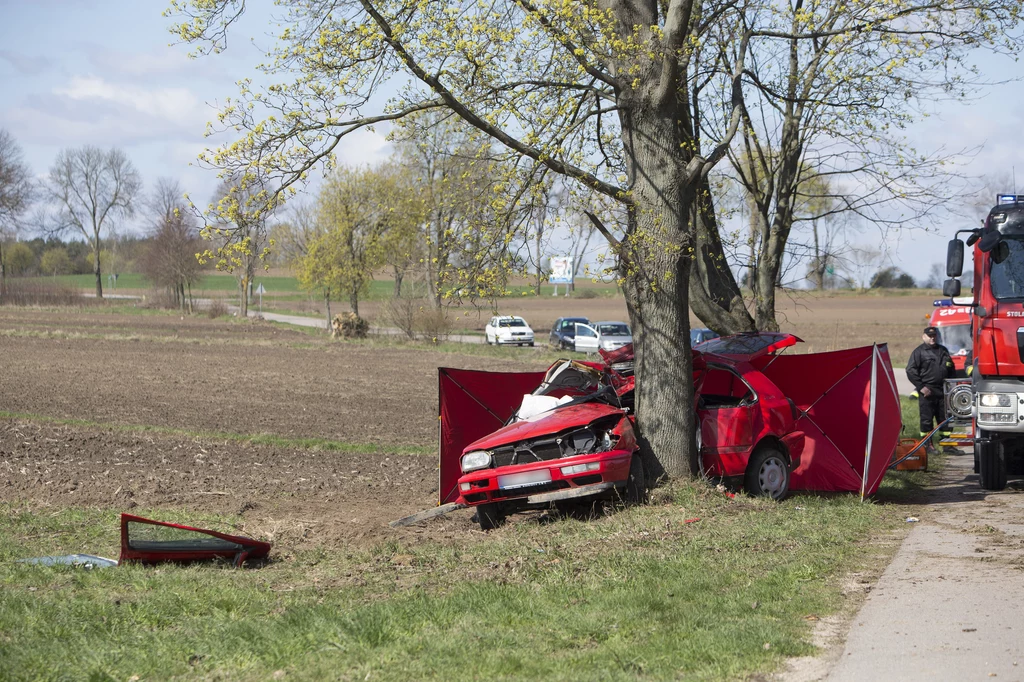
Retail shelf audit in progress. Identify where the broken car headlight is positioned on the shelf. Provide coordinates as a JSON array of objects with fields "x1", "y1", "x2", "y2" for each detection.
[{"x1": 461, "y1": 450, "x2": 492, "y2": 472}]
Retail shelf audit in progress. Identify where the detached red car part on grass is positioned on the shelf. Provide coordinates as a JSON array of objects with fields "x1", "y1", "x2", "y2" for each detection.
[
  {"x1": 398, "y1": 333, "x2": 901, "y2": 530},
  {"x1": 120, "y1": 514, "x2": 271, "y2": 566}
]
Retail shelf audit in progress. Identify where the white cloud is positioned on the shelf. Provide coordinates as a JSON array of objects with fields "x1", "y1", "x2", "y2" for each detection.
[{"x1": 55, "y1": 75, "x2": 207, "y2": 125}]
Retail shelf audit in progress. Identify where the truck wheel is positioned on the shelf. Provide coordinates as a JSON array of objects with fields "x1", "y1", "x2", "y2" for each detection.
[
  {"x1": 978, "y1": 438, "x2": 1007, "y2": 491},
  {"x1": 621, "y1": 454, "x2": 648, "y2": 505},
  {"x1": 476, "y1": 503, "x2": 505, "y2": 530},
  {"x1": 745, "y1": 448, "x2": 790, "y2": 500}
]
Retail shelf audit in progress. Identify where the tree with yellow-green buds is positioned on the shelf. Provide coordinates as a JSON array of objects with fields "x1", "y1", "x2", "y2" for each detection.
[{"x1": 166, "y1": 0, "x2": 1019, "y2": 479}]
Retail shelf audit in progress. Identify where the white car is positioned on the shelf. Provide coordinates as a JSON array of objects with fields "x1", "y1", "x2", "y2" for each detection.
[
  {"x1": 485, "y1": 315, "x2": 535, "y2": 346},
  {"x1": 574, "y1": 321, "x2": 632, "y2": 354}
]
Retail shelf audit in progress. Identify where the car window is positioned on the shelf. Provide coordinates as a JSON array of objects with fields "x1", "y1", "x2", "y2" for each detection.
[
  {"x1": 690, "y1": 329, "x2": 719, "y2": 345},
  {"x1": 698, "y1": 366, "x2": 754, "y2": 408},
  {"x1": 598, "y1": 323, "x2": 630, "y2": 336},
  {"x1": 576, "y1": 324, "x2": 597, "y2": 337},
  {"x1": 499, "y1": 319, "x2": 526, "y2": 328}
]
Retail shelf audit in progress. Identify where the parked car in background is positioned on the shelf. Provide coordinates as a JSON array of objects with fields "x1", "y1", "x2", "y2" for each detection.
[
  {"x1": 549, "y1": 316, "x2": 590, "y2": 350},
  {"x1": 574, "y1": 321, "x2": 632, "y2": 354},
  {"x1": 691, "y1": 328, "x2": 719, "y2": 346},
  {"x1": 485, "y1": 315, "x2": 535, "y2": 346}
]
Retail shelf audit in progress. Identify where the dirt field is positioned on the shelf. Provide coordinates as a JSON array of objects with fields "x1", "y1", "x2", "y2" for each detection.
[
  {"x1": 0, "y1": 293, "x2": 933, "y2": 554},
  {"x1": 0, "y1": 309, "x2": 543, "y2": 551}
]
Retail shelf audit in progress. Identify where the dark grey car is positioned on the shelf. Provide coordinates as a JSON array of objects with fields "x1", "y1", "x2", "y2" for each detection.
[{"x1": 549, "y1": 316, "x2": 590, "y2": 349}]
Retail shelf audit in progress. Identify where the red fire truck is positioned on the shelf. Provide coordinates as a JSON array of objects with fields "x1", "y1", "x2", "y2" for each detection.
[
  {"x1": 945, "y1": 194, "x2": 1024, "y2": 489},
  {"x1": 928, "y1": 299, "x2": 973, "y2": 375}
]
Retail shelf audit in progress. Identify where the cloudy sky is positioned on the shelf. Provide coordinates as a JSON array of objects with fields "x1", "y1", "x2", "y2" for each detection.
[{"x1": 1, "y1": 1, "x2": 1020, "y2": 284}]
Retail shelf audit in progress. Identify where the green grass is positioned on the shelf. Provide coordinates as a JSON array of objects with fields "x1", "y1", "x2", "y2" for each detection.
[
  {"x1": 51, "y1": 272, "x2": 623, "y2": 301},
  {"x1": 0, "y1": 481, "x2": 906, "y2": 681}
]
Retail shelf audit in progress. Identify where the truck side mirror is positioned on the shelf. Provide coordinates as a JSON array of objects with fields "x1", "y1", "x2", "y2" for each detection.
[
  {"x1": 946, "y1": 239, "x2": 964, "y2": 277},
  {"x1": 943, "y1": 278, "x2": 962, "y2": 297},
  {"x1": 978, "y1": 230, "x2": 1002, "y2": 253}
]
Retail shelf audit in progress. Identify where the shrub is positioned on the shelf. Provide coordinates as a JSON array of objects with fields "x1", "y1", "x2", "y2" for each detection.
[
  {"x1": 206, "y1": 299, "x2": 229, "y2": 319},
  {"x1": 414, "y1": 306, "x2": 451, "y2": 343},
  {"x1": 331, "y1": 311, "x2": 369, "y2": 339},
  {"x1": 574, "y1": 288, "x2": 599, "y2": 299},
  {"x1": 380, "y1": 297, "x2": 418, "y2": 339}
]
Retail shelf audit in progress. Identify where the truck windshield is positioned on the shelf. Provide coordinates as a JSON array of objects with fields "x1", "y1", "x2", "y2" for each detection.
[
  {"x1": 936, "y1": 324, "x2": 971, "y2": 357},
  {"x1": 990, "y1": 238, "x2": 1024, "y2": 300}
]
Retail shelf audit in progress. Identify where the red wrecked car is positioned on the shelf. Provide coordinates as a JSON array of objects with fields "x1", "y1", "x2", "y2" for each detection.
[{"x1": 394, "y1": 333, "x2": 901, "y2": 530}]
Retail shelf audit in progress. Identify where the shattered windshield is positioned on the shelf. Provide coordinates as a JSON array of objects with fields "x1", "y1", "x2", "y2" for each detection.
[
  {"x1": 990, "y1": 238, "x2": 1024, "y2": 300},
  {"x1": 697, "y1": 332, "x2": 794, "y2": 357}
]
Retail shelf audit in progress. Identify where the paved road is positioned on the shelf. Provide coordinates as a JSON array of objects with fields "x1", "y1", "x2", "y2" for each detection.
[
  {"x1": 250, "y1": 310, "x2": 537, "y2": 347},
  {"x1": 821, "y1": 454, "x2": 1024, "y2": 682},
  {"x1": 253, "y1": 310, "x2": 925, "y2": 390}
]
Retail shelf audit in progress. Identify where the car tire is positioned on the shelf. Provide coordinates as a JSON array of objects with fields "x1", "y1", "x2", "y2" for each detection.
[
  {"x1": 476, "y1": 503, "x2": 505, "y2": 530},
  {"x1": 528, "y1": 342, "x2": 535, "y2": 347},
  {"x1": 621, "y1": 454, "x2": 648, "y2": 505},
  {"x1": 978, "y1": 434, "x2": 1007, "y2": 491},
  {"x1": 745, "y1": 447, "x2": 789, "y2": 500}
]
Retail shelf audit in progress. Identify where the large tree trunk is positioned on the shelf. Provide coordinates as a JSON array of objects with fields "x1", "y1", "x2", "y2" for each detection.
[
  {"x1": 752, "y1": 124, "x2": 802, "y2": 331},
  {"x1": 614, "y1": 81, "x2": 698, "y2": 480},
  {"x1": 689, "y1": 179, "x2": 757, "y2": 334}
]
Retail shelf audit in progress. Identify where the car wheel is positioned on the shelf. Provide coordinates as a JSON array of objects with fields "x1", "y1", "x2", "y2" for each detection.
[
  {"x1": 745, "y1": 447, "x2": 789, "y2": 500},
  {"x1": 978, "y1": 434, "x2": 1007, "y2": 491},
  {"x1": 528, "y1": 342, "x2": 535, "y2": 347},
  {"x1": 620, "y1": 454, "x2": 648, "y2": 505},
  {"x1": 476, "y1": 503, "x2": 505, "y2": 530}
]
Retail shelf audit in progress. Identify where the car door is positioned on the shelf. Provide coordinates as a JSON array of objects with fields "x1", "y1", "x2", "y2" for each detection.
[
  {"x1": 696, "y1": 366, "x2": 755, "y2": 478},
  {"x1": 486, "y1": 317, "x2": 497, "y2": 343},
  {"x1": 574, "y1": 323, "x2": 599, "y2": 353}
]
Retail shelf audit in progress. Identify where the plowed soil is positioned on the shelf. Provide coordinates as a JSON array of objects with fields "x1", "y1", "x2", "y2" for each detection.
[
  {"x1": 0, "y1": 292, "x2": 933, "y2": 552},
  {"x1": 0, "y1": 309, "x2": 540, "y2": 550}
]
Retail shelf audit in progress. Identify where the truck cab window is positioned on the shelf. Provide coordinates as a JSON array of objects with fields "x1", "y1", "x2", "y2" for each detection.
[{"x1": 990, "y1": 238, "x2": 1024, "y2": 300}]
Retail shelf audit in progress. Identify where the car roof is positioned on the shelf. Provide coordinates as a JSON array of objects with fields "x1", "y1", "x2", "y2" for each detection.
[
  {"x1": 558, "y1": 316, "x2": 589, "y2": 322},
  {"x1": 494, "y1": 315, "x2": 525, "y2": 321},
  {"x1": 593, "y1": 320, "x2": 628, "y2": 326}
]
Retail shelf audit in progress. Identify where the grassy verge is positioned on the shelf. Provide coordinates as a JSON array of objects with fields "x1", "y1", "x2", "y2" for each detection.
[
  {"x1": 0, "y1": 412, "x2": 431, "y2": 457},
  {"x1": 0, "y1": 479, "x2": 910, "y2": 682}
]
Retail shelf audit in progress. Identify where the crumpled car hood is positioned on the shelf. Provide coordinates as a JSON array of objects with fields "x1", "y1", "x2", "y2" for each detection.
[{"x1": 464, "y1": 401, "x2": 624, "y2": 452}]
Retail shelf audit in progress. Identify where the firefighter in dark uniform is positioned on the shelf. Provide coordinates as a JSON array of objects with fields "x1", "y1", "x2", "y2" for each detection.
[{"x1": 906, "y1": 326, "x2": 954, "y2": 454}]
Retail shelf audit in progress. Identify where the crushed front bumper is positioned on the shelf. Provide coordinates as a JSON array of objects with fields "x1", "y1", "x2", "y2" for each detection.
[{"x1": 456, "y1": 449, "x2": 633, "y2": 506}]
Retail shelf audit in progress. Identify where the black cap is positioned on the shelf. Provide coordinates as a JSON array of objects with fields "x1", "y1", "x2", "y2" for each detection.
[{"x1": 924, "y1": 326, "x2": 938, "y2": 337}]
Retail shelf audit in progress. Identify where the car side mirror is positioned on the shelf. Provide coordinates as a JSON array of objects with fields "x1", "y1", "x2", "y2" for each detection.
[
  {"x1": 943, "y1": 278, "x2": 962, "y2": 297},
  {"x1": 946, "y1": 239, "x2": 964, "y2": 277},
  {"x1": 978, "y1": 230, "x2": 1002, "y2": 253}
]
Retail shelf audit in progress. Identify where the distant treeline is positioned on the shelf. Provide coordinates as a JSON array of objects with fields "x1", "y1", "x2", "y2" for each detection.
[{"x1": 2, "y1": 235, "x2": 150, "y2": 277}]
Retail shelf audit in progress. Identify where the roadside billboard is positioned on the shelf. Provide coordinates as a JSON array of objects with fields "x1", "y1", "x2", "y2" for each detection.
[{"x1": 549, "y1": 256, "x2": 573, "y2": 284}]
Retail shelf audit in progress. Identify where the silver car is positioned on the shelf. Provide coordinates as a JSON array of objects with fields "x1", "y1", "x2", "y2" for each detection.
[{"x1": 574, "y1": 321, "x2": 632, "y2": 353}]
